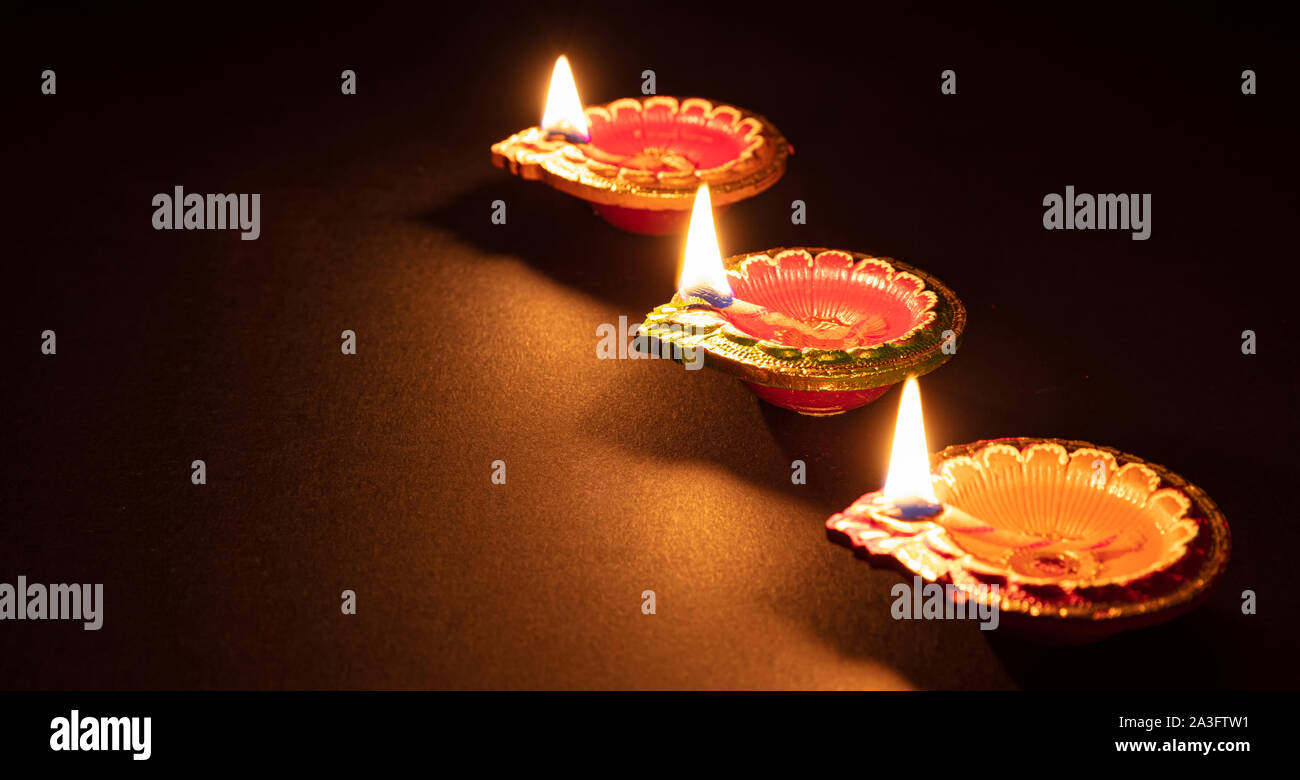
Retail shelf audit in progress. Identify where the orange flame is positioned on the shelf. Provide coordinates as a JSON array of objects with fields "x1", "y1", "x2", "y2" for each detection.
[
  {"x1": 676, "y1": 185, "x2": 734, "y2": 303},
  {"x1": 541, "y1": 56, "x2": 588, "y2": 140},
  {"x1": 882, "y1": 376, "x2": 938, "y2": 502}
]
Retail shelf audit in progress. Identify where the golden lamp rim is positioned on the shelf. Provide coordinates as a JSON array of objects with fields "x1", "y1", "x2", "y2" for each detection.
[{"x1": 490, "y1": 95, "x2": 790, "y2": 211}]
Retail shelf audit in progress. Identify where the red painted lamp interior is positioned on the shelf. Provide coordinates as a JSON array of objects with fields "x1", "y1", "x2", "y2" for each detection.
[
  {"x1": 586, "y1": 101, "x2": 756, "y2": 173},
  {"x1": 721, "y1": 252, "x2": 934, "y2": 350}
]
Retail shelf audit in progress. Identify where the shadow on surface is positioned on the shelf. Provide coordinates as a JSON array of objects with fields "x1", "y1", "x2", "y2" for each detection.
[{"x1": 416, "y1": 177, "x2": 681, "y2": 314}]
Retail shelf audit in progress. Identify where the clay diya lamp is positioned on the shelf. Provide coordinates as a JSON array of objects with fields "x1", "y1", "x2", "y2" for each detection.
[
  {"x1": 637, "y1": 186, "x2": 965, "y2": 415},
  {"x1": 826, "y1": 378, "x2": 1231, "y2": 643},
  {"x1": 490, "y1": 56, "x2": 790, "y2": 235}
]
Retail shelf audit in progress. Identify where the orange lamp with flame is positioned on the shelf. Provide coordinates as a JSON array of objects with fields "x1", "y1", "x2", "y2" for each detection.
[
  {"x1": 491, "y1": 56, "x2": 791, "y2": 235},
  {"x1": 639, "y1": 187, "x2": 967, "y2": 415},
  {"x1": 825, "y1": 378, "x2": 1232, "y2": 642}
]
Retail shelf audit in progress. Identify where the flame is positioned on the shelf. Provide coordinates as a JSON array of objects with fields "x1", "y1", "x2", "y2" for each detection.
[
  {"x1": 541, "y1": 55, "x2": 589, "y2": 141},
  {"x1": 677, "y1": 184, "x2": 734, "y2": 303},
  {"x1": 882, "y1": 376, "x2": 938, "y2": 502}
]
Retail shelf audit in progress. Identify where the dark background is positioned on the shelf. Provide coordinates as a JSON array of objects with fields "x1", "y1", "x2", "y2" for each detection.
[{"x1": 3, "y1": 2, "x2": 1296, "y2": 689}]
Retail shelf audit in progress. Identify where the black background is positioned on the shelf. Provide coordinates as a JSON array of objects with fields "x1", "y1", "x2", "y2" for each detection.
[{"x1": 3, "y1": 2, "x2": 1296, "y2": 690}]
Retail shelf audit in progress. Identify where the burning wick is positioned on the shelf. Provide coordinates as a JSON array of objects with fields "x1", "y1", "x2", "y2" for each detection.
[
  {"x1": 540, "y1": 55, "x2": 590, "y2": 144},
  {"x1": 535, "y1": 56, "x2": 705, "y2": 171},
  {"x1": 677, "y1": 185, "x2": 799, "y2": 321},
  {"x1": 877, "y1": 376, "x2": 944, "y2": 518},
  {"x1": 864, "y1": 377, "x2": 1022, "y2": 543},
  {"x1": 877, "y1": 495, "x2": 945, "y2": 519},
  {"x1": 864, "y1": 377, "x2": 1064, "y2": 553},
  {"x1": 674, "y1": 185, "x2": 883, "y2": 345},
  {"x1": 677, "y1": 184, "x2": 736, "y2": 306},
  {"x1": 684, "y1": 291, "x2": 798, "y2": 328}
]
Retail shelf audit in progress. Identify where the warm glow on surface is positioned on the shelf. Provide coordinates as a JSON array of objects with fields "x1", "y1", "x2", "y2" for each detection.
[
  {"x1": 541, "y1": 56, "x2": 589, "y2": 140},
  {"x1": 882, "y1": 377, "x2": 938, "y2": 502},
  {"x1": 677, "y1": 185, "x2": 734, "y2": 302}
]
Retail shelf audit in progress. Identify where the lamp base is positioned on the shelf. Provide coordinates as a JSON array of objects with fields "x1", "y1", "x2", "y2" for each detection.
[{"x1": 743, "y1": 382, "x2": 892, "y2": 415}]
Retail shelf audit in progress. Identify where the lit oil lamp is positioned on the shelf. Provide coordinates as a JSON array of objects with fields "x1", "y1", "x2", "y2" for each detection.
[
  {"x1": 491, "y1": 56, "x2": 791, "y2": 235},
  {"x1": 827, "y1": 377, "x2": 1232, "y2": 642},
  {"x1": 638, "y1": 186, "x2": 965, "y2": 415}
]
